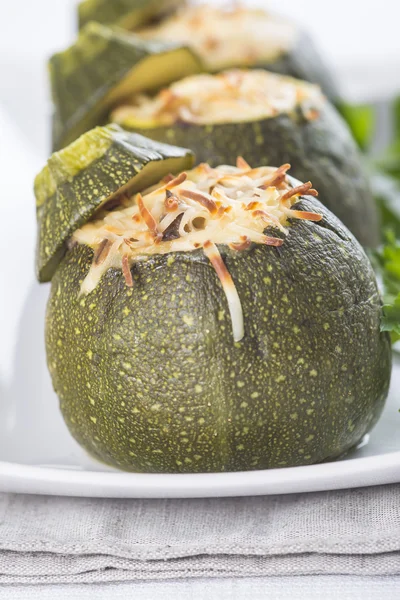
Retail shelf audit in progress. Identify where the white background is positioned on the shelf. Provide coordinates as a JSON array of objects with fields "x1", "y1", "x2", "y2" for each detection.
[
  {"x1": 1, "y1": 0, "x2": 400, "y2": 158},
  {"x1": 1, "y1": 0, "x2": 400, "y2": 80}
]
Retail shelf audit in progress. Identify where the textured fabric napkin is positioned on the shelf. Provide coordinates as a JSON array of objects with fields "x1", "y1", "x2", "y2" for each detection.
[{"x1": 0, "y1": 484, "x2": 399, "y2": 585}]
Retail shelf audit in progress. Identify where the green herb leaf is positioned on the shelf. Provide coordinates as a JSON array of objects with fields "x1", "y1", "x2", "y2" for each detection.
[
  {"x1": 371, "y1": 172, "x2": 400, "y2": 238},
  {"x1": 373, "y1": 231, "x2": 400, "y2": 342},
  {"x1": 373, "y1": 97, "x2": 400, "y2": 180},
  {"x1": 374, "y1": 232, "x2": 400, "y2": 296},
  {"x1": 381, "y1": 296, "x2": 400, "y2": 342},
  {"x1": 347, "y1": 96, "x2": 400, "y2": 344},
  {"x1": 394, "y1": 97, "x2": 400, "y2": 140},
  {"x1": 338, "y1": 102, "x2": 376, "y2": 150},
  {"x1": 375, "y1": 141, "x2": 400, "y2": 180}
]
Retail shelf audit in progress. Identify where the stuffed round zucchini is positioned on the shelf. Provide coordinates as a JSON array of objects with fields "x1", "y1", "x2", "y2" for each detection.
[
  {"x1": 52, "y1": 5, "x2": 336, "y2": 151},
  {"x1": 113, "y1": 69, "x2": 379, "y2": 247},
  {"x1": 36, "y1": 127, "x2": 391, "y2": 473},
  {"x1": 136, "y1": 3, "x2": 337, "y2": 99},
  {"x1": 77, "y1": 2, "x2": 336, "y2": 99}
]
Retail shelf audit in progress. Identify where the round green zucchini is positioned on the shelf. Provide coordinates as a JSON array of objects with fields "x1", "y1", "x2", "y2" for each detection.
[
  {"x1": 78, "y1": 0, "x2": 184, "y2": 31},
  {"x1": 49, "y1": 22, "x2": 202, "y2": 151},
  {"x1": 51, "y1": 6, "x2": 337, "y2": 153},
  {"x1": 42, "y1": 152, "x2": 391, "y2": 472},
  {"x1": 135, "y1": 5, "x2": 338, "y2": 100},
  {"x1": 117, "y1": 85, "x2": 379, "y2": 248},
  {"x1": 35, "y1": 124, "x2": 194, "y2": 282}
]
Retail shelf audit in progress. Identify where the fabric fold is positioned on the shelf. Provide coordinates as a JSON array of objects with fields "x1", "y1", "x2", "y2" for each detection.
[{"x1": 0, "y1": 485, "x2": 399, "y2": 584}]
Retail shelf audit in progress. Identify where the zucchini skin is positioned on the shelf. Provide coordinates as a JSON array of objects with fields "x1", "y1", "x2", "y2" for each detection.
[
  {"x1": 123, "y1": 103, "x2": 379, "y2": 247},
  {"x1": 78, "y1": 0, "x2": 184, "y2": 30},
  {"x1": 46, "y1": 198, "x2": 391, "y2": 473},
  {"x1": 50, "y1": 24, "x2": 152, "y2": 152}
]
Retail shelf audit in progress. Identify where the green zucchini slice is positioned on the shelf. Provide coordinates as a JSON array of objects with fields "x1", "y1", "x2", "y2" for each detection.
[
  {"x1": 113, "y1": 69, "x2": 379, "y2": 247},
  {"x1": 49, "y1": 22, "x2": 202, "y2": 150},
  {"x1": 34, "y1": 124, "x2": 194, "y2": 282},
  {"x1": 45, "y1": 158, "x2": 391, "y2": 473},
  {"x1": 78, "y1": 0, "x2": 185, "y2": 30}
]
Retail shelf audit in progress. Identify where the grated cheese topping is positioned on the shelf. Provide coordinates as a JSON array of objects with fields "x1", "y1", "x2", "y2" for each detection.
[
  {"x1": 111, "y1": 69, "x2": 324, "y2": 127},
  {"x1": 137, "y1": 4, "x2": 297, "y2": 71},
  {"x1": 73, "y1": 159, "x2": 322, "y2": 341}
]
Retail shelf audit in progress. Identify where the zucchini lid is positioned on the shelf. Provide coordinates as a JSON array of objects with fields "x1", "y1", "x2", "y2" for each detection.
[
  {"x1": 78, "y1": 0, "x2": 185, "y2": 30},
  {"x1": 50, "y1": 22, "x2": 202, "y2": 150},
  {"x1": 34, "y1": 125, "x2": 194, "y2": 283}
]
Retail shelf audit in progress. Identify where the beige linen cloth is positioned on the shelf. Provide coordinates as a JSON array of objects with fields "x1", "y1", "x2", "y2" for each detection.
[{"x1": 0, "y1": 484, "x2": 398, "y2": 584}]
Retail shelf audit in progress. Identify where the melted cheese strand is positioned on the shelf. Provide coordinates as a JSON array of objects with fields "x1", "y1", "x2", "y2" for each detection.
[
  {"x1": 203, "y1": 241, "x2": 244, "y2": 343},
  {"x1": 80, "y1": 239, "x2": 122, "y2": 295}
]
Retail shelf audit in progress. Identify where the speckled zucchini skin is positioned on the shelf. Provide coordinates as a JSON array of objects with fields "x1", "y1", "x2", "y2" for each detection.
[
  {"x1": 123, "y1": 103, "x2": 379, "y2": 247},
  {"x1": 50, "y1": 23, "x2": 202, "y2": 150},
  {"x1": 78, "y1": 0, "x2": 184, "y2": 30},
  {"x1": 35, "y1": 125, "x2": 194, "y2": 282},
  {"x1": 46, "y1": 197, "x2": 391, "y2": 473}
]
